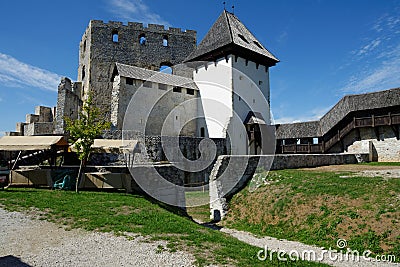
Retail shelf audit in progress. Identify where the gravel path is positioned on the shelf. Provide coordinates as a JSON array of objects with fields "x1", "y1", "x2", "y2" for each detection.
[
  {"x1": 0, "y1": 208, "x2": 195, "y2": 267},
  {"x1": 220, "y1": 228, "x2": 400, "y2": 267}
]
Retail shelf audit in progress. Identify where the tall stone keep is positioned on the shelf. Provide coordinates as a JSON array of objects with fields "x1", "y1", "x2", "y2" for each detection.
[{"x1": 78, "y1": 20, "x2": 197, "y2": 120}]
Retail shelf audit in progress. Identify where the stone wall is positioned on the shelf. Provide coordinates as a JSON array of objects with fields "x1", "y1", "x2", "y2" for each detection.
[
  {"x1": 54, "y1": 77, "x2": 82, "y2": 135},
  {"x1": 346, "y1": 126, "x2": 400, "y2": 162},
  {"x1": 209, "y1": 153, "x2": 369, "y2": 221},
  {"x1": 111, "y1": 75, "x2": 199, "y2": 136},
  {"x1": 24, "y1": 123, "x2": 54, "y2": 136},
  {"x1": 79, "y1": 20, "x2": 197, "y2": 122}
]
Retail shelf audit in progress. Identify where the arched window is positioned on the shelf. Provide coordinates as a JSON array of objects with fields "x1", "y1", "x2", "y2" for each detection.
[
  {"x1": 163, "y1": 35, "x2": 168, "y2": 47},
  {"x1": 139, "y1": 33, "x2": 146, "y2": 45},
  {"x1": 160, "y1": 62, "x2": 173, "y2": 74},
  {"x1": 112, "y1": 30, "x2": 119, "y2": 43}
]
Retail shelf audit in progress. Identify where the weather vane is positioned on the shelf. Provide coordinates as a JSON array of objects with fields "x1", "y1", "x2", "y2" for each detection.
[
  {"x1": 223, "y1": 1, "x2": 226, "y2": 10},
  {"x1": 232, "y1": 5, "x2": 235, "y2": 14}
]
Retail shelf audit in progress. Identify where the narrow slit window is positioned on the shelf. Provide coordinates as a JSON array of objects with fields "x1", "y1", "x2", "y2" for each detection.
[
  {"x1": 200, "y1": 127, "x2": 205, "y2": 137},
  {"x1": 112, "y1": 30, "x2": 119, "y2": 43},
  {"x1": 82, "y1": 66, "x2": 86, "y2": 80},
  {"x1": 253, "y1": 41, "x2": 263, "y2": 49},
  {"x1": 238, "y1": 34, "x2": 249, "y2": 44}
]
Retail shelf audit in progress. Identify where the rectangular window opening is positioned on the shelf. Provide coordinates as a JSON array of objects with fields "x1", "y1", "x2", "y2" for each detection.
[
  {"x1": 158, "y1": 83, "x2": 168, "y2": 90},
  {"x1": 186, "y1": 89, "x2": 195, "y2": 95},
  {"x1": 126, "y1": 77, "x2": 134, "y2": 85},
  {"x1": 173, "y1": 86, "x2": 182, "y2": 93},
  {"x1": 143, "y1": 81, "x2": 152, "y2": 88}
]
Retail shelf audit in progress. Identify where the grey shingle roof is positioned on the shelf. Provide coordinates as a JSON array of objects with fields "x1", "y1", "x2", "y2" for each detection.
[
  {"x1": 185, "y1": 11, "x2": 279, "y2": 66},
  {"x1": 276, "y1": 87, "x2": 400, "y2": 139},
  {"x1": 114, "y1": 63, "x2": 198, "y2": 90}
]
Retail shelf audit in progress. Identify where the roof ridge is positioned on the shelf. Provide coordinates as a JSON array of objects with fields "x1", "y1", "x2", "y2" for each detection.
[{"x1": 224, "y1": 10, "x2": 234, "y2": 44}]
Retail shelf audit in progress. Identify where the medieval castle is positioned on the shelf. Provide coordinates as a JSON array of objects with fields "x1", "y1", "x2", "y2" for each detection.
[{"x1": 5, "y1": 10, "x2": 400, "y2": 163}]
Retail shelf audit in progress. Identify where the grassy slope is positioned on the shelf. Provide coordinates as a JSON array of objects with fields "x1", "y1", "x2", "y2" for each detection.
[
  {"x1": 0, "y1": 188, "x2": 326, "y2": 267},
  {"x1": 223, "y1": 169, "x2": 400, "y2": 260}
]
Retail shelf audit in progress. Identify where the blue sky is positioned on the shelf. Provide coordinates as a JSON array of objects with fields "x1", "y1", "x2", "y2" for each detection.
[{"x1": 0, "y1": 0, "x2": 400, "y2": 134}]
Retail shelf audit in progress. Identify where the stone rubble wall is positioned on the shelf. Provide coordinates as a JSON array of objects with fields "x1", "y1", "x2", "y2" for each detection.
[
  {"x1": 209, "y1": 153, "x2": 369, "y2": 221},
  {"x1": 345, "y1": 126, "x2": 400, "y2": 162},
  {"x1": 79, "y1": 20, "x2": 197, "y2": 123}
]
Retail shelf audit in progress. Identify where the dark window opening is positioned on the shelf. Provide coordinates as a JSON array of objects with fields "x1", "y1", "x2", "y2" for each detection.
[
  {"x1": 163, "y1": 35, "x2": 168, "y2": 47},
  {"x1": 112, "y1": 30, "x2": 119, "y2": 43},
  {"x1": 143, "y1": 81, "x2": 152, "y2": 88},
  {"x1": 238, "y1": 34, "x2": 249, "y2": 44},
  {"x1": 173, "y1": 87, "x2": 182, "y2": 93},
  {"x1": 158, "y1": 83, "x2": 167, "y2": 90},
  {"x1": 126, "y1": 77, "x2": 134, "y2": 85},
  {"x1": 200, "y1": 127, "x2": 205, "y2": 137},
  {"x1": 83, "y1": 40, "x2": 86, "y2": 53},
  {"x1": 81, "y1": 66, "x2": 86, "y2": 80},
  {"x1": 253, "y1": 41, "x2": 263, "y2": 49},
  {"x1": 139, "y1": 34, "x2": 146, "y2": 45},
  {"x1": 186, "y1": 89, "x2": 195, "y2": 95},
  {"x1": 259, "y1": 80, "x2": 263, "y2": 86}
]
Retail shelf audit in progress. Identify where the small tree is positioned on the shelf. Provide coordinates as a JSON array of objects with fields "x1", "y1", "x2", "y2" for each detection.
[{"x1": 65, "y1": 94, "x2": 111, "y2": 192}]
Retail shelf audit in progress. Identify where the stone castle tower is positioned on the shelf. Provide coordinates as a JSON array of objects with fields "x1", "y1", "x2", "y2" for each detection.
[
  {"x1": 186, "y1": 10, "x2": 279, "y2": 154},
  {"x1": 77, "y1": 20, "x2": 197, "y2": 120}
]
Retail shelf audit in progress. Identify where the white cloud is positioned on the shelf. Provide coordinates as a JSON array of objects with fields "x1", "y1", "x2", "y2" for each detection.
[
  {"x1": 342, "y1": 43, "x2": 400, "y2": 93},
  {"x1": 355, "y1": 38, "x2": 381, "y2": 56},
  {"x1": 341, "y1": 11, "x2": 400, "y2": 94},
  {"x1": 0, "y1": 53, "x2": 62, "y2": 92},
  {"x1": 108, "y1": 0, "x2": 169, "y2": 26}
]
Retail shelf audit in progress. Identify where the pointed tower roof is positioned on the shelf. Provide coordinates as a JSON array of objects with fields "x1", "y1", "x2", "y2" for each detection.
[{"x1": 185, "y1": 10, "x2": 279, "y2": 67}]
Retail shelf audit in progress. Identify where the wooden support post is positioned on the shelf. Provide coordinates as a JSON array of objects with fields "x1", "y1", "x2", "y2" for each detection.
[{"x1": 372, "y1": 115, "x2": 375, "y2": 128}]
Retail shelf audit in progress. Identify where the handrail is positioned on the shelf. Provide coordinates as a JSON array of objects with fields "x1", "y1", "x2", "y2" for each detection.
[{"x1": 279, "y1": 112, "x2": 400, "y2": 154}]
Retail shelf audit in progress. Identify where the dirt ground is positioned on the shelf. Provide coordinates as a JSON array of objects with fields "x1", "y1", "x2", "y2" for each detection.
[
  {"x1": 301, "y1": 164, "x2": 400, "y2": 179},
  {"x1": 301, "y1": 164, "x2": 400, "y2": 172}
]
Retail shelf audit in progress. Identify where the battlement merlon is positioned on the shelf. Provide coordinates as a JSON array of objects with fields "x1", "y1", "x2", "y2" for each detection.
[{"x1": 87, "y1": 20, "x2": 196, "y2": 37}]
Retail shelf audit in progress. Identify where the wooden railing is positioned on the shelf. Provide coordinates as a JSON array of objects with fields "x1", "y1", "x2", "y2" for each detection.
[{"x1": 279, "y1": 113, "x2": 400, "y2": 154}]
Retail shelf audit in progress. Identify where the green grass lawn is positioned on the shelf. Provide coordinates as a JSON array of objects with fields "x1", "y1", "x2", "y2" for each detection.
[
  {"x1": 223, "y1": 169, "x2": 400, "y2": 261},
  {"x1": 0, "y1": 188, "x2": 327, "y2": 267},
  {"x1": 360, "y1": 161, "x2": 400, "y2": 166}
]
